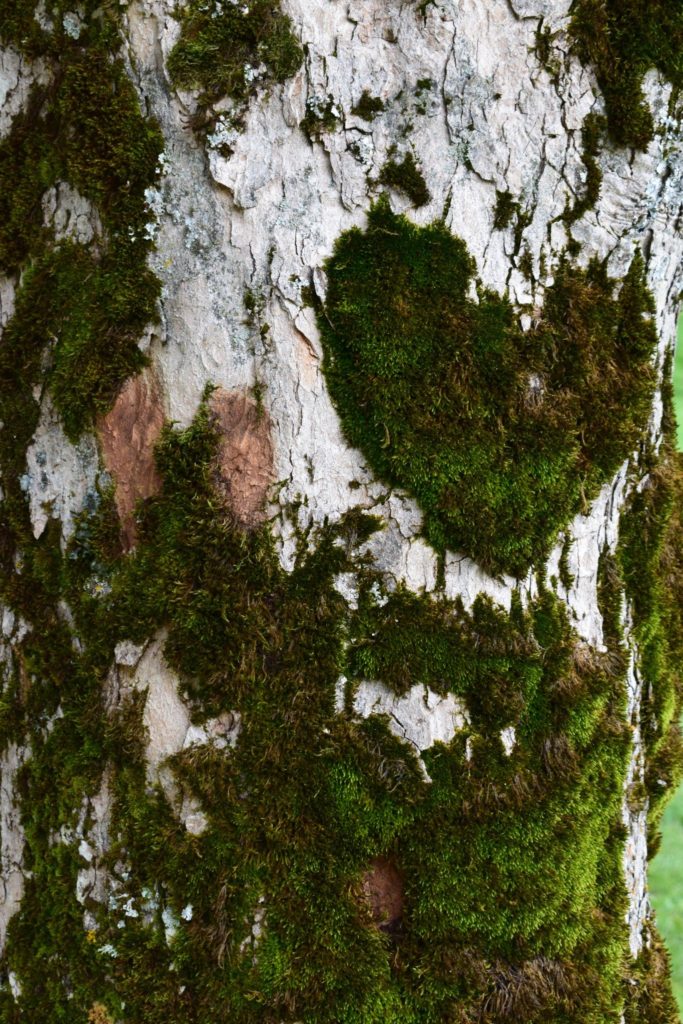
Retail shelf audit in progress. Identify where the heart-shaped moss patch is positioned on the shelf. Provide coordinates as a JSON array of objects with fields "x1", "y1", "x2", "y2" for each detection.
[{"x1": 317, "y1": 199, "x2": 657, "y2": 577}]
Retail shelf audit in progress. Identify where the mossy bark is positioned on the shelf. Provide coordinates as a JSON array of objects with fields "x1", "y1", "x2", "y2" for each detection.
[{"x1": 0, "y1": 2, "x2": 682, "y2": 1022}]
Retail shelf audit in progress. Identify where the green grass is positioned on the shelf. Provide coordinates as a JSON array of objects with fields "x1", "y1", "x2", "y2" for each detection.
[{"x1": 650, "y1": 776, "x2": 683, "y2": 1011}]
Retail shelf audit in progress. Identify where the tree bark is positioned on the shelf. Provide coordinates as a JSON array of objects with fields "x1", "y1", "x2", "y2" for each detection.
[{"x1": 0, "y1": 1, "x2": 682, "y2": 1022}]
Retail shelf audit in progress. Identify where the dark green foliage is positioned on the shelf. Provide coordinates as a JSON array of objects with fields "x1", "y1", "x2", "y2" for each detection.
[
  {"x1": 316, "y1": 200, "x2": 657, "y2": 576},
  {"x1": 352, "y1": 91, "x2": 385, "y2": 121},
  {"x1": 379, "y1": 153, "x2": 430, "y2": 207},
  {"x1": 167, "y1": 0, "x2": 302, "y2": 112},
  {"x1": 570, "y1": 0, "x2": 683, "y2": 149}
]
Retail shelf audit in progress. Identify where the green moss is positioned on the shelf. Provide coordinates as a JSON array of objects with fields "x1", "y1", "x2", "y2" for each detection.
[
  {"x1": 316, "y1": 199, "x2": 657, "y2": 576},
  {"x1": 0, "y1": 382, "x2": 649, "y2": 1022},
  {"x1": 618, "y1": 449, "x2": 683, "y2": 845},
  {"x1": 0, "y1": 3, "x2": 680, "y2": 1019},
  {"x1": 57, "y1": 49, "x2": 163, "y2": 238},
  {"x1": 345, "y1": 580, "x2": 633, "y2": 1021},
  {"x1": 352, "y1": 91, "x2": 385, "y2": 121},
  {"x1": 167, "y1": 0, "x2": 302, "y2": 114},
  {"x1": 0, "y1": 44, "x2": 162, "y2": 441},
  {"x1": 379, "y1": 154, "x2": 430, "y2": 207},
  {"x1": 624, "y1": 926, "x2": 681, "y2": 1023},
  {"x1": 3, "y1": 243, "x2": 156, "y2": 440},
  {"x1": 518, "y1": 245, "x2": 534, "y2": 281},
  {"x1": 570, "y1": 0, "x2": 683, "y2": 149},
  {"x1": 565, "y1": 112, "x2": 607, "y2": 225},
  {"x1": 0, "y1": 8, "x2": 170, "y2": 1011},
  {"x1": 493, "y1": 188, "x2": 517, "y2": 230},
  {"x1": 0, "y1": 89, "x2": 56, "y2": 272},
  {"x1": 300, "y1": 95, "x2": 341, "y2": 141},
  {"x1": 0, "y1": 0, "x2": 121, "y2": 57}
]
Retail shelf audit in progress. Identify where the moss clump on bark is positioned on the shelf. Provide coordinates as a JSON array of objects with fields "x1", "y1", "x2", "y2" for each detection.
[
  {"x1": 315, "y1": 198, "x2": 657, "y2": 577},
  {"x1": 167, "y1": 0, "x2": 302, "y2": 114},
  {"x1": 618, "y1": 447, "x2": 683, "y2": 849},
  {"x1": 0, "y1": 399, "x2": 633, "y2": 1022},
  {"x1": 379, "y1": 153, "x2": 430, "y2": 207},
  {"x1": 624, "y1": 925, "x2": 682, "y2": 1023},
  {"x1": 0, "y1": 0, "x2": 121, "y2": 57},
  {"x1": 0, "y1": 381, "x2": 680, "y2": 1021},
  {"x1": 352, "y1": 91, "x2": 386, "y2": 121},
  {"x1": 570, "y1": 0, "x2": 682, "y2": 149},
  {"x1": 565, "y1": 112, "x2": 607, "y2": 225},
  {"x1": 0, "y1": 44, "x2": 162, "y2": 440},
  {"x1": 493, "y1": 188, "x2": 517, "y2": 230},
  {"x1": 300, "y1": 95, "x2": 341, "y2": 141}
]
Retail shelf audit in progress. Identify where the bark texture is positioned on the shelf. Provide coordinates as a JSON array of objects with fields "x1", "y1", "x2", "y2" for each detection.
[{"x1": 0, "y1": 1, "x2": 682, "y2": 1022}]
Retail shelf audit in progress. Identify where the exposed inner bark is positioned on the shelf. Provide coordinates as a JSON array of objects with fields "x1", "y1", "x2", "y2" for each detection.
[
  {"x1": 98, "y1": 368, "x2": 164, "y2": 550},
  {"x1": 209, "y1": 387, "x2": 274, "y2": 528}
]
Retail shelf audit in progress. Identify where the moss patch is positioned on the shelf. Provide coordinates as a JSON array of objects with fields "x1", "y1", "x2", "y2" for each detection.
[
  {"x1": 565, "y1": 112, "x2": 607, "y2": 225},
  {"x1": 493, "y1": 189, "x2": 517, "y2": 230},
  {"x1": 570, "y1": 0, "x2": 683, "y2": 149},
  {"x1": 300, "y1": 95, "x2": 341, "y2": 142},
  {"x1": 618, "y1": 447, "x2": 683, "y2": 847},
  {"x1": 352, "y1": 91, "x2": 385, "y2": 121},
  {"x1": 379, "y1": 153, "x2": 430, "y2": 208},
  {"x1": 624, "y1": 925, "x2": 681, "y2": 1023},
  {"x1": 167, "y1": 0, "x2": 302, "y2": 118},
  {"x1": 316, "y1": 199, "x2": 657, "y2": 576},
  {"x1": 0, "y1": 393, "x2": 644, "y2": 1022},
  {"x1": 0, "y1": 43, "x2": 162, "y2": 441}
]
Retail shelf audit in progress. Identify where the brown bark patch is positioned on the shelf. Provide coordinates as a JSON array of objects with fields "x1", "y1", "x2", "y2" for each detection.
[
  {"x1": 209, "y1": 388, "x2": 274, "y2": 528},
  {"x1": 98, "y1": 369, "x2": 164, "y2": 550},
  {"x1": 361, "y1": 856, "x2": 404, "y2": 935}
]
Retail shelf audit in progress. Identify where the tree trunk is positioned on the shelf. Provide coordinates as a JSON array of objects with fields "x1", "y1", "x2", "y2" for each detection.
[{"x1": 1, "y1": 1, "x2": 682, "y2": 1021}]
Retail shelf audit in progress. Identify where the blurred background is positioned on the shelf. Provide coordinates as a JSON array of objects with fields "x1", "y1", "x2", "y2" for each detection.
[{"x1": 649, "y1": 313, "x2": 683, "y2": 1010}]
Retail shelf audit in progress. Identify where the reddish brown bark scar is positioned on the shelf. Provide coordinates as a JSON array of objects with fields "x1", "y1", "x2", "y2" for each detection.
[
  {"x1": 98, "y1": 368, "x2": 164, "y2": 550},
  {"x1": 209, "y1": 388, "x2": 275, "y2": 529}
]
